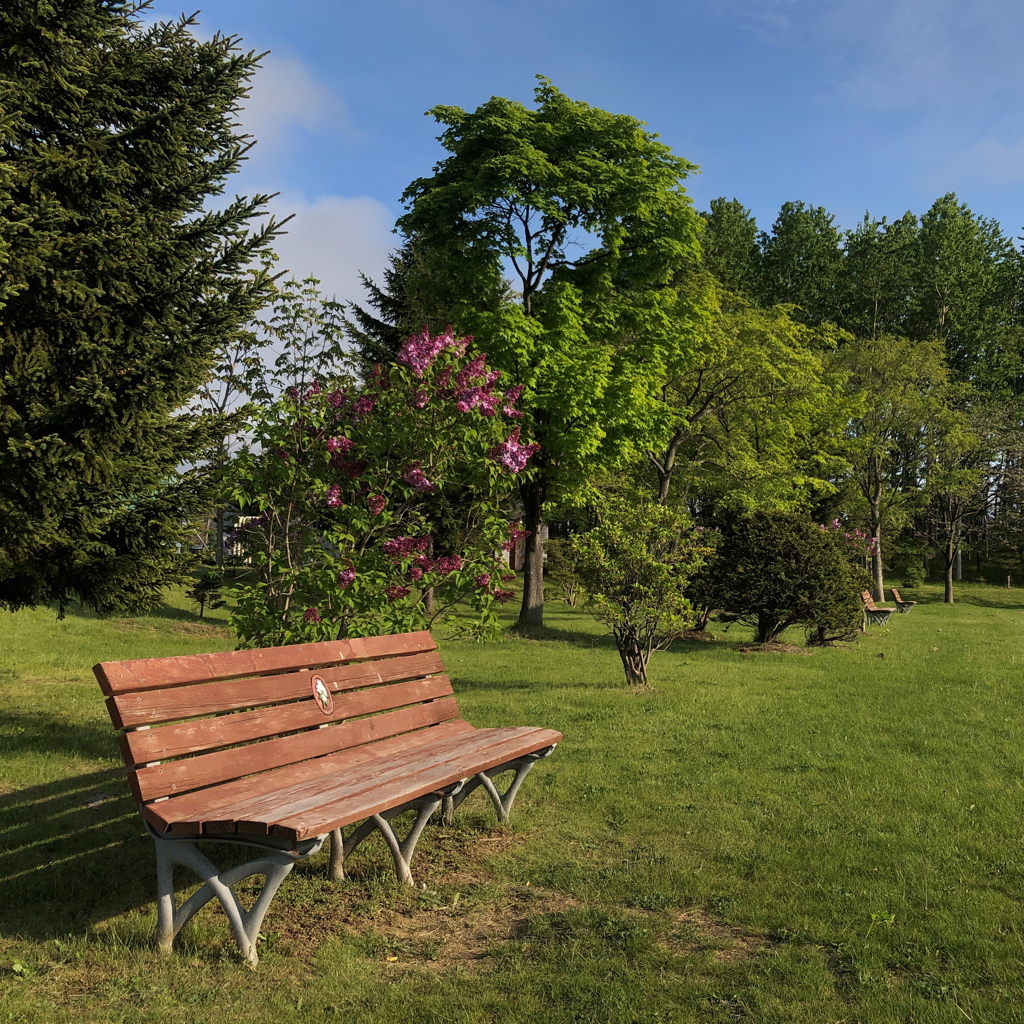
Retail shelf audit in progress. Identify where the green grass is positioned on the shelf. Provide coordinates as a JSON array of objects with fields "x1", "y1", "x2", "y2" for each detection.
[{"x1": 2, "y1": 583, "x2": 1024, "y2": 1022}]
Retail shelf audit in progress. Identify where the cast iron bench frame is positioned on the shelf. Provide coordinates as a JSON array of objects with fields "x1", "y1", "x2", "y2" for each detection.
[
  {"x1": 94, "y1": 630, "x2": 561, "y2": 965},
  {"x1": 890, "y1": 588, "x2": 917, "y2": 613}
]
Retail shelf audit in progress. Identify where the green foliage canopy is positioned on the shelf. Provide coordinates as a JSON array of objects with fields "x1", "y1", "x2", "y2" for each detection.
[{"x1": 0, "y1": 2, "x2": 280, "y2": 614}]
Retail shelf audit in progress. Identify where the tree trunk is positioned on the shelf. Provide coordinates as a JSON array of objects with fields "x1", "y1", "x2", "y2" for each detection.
[
  {"x1": 518, "y1": 476, "x2": 545, "y2": 628},
  {"x1": 943, "y1": 537, "x2": 956, "y2": 604},
  {"x1": 869, "y1": 502, "x2": 884, "y2": 601},
  {"x1": 756, "y1": 613, "x2": 785, "y2": 644},
  {"x1": 615, "y1": 632, "x2": 649, "y2": 686}
]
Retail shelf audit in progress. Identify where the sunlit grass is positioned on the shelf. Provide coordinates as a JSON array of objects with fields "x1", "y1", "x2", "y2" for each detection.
[{"x1": 1, "y1": 582, "x2": 1023, "y2": 1021}]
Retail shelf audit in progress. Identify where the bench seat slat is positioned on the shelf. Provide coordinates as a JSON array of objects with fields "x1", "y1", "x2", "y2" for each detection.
[
  {"x1": 108, "y1": 649, "x2": 446, "y2": 729},
  {"x1": 95, "y1": 631, "x2": 437, "y2": 695},
  {"x1": 143, "y1": 725, "x2": 560, "y2": 840},
  {"x1": 144, "y1": 720, "x2": 479, "y2": 834},
  {"x1": 129, "y1": 698, "x2": 461, "y2": 803},
  {"x1": 122, "y1": 674, "x2": 456, "y2": 763},
  {"x1": 268, "y1": 726, "x2": 561, "y2": 840}
]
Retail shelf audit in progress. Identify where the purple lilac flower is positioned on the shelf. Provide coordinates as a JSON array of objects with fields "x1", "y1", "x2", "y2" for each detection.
[
  {"x1": 501, "y1": 385, "x2": 525, "y2": 418},
  {"x1": 385, "y1": 584, "x2": 410, "y2": 603},
  {"x1": 492, "y1": 588, "x2": 515, "y2": 603},
  {"x1": 367, "y1": 494, "x2": 387, "y2": 516},
  {"x1": 475, "y1": 573, "x2": 491, "y2": 588},
  {"x1": 402, "y1": 465, "x2": 437, "y2": 493},
  {"x1": 434, "y1": 555, "x2": 464, "y2": 575},
  {"x1": 326, "y1": 483, "x2": 343, "y2": 508},
  {"x1": 488, "y1": 426, "x2": 539, "y2": 473},
  {"x1": 338, "y1": 567, "x2": 356, "y2": 588},
  {"x1": 408, "y1": 566, "x2": 424, "y2": 581},
  {"x1": 304, "y1": 607, "x2": 321, "y2": 624},
  {"x1": 326, "y1": 435, "x2": 354, "y2": 454},
  {"x1": 396, "y1": 327, "x2": 466, "y2": 378}
]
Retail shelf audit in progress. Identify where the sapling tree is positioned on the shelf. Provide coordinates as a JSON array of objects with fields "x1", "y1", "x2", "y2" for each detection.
[
  {"x1": 228, "y1": 318, "x2": 537, "y2": 646},
  {"x1": 568, "y1": 498, "x2": 705, "y2": 686}
]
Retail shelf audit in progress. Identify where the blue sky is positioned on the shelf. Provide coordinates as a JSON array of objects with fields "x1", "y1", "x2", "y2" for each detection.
[{"x1": 151, "y1": 0, "x2": 1024, "y2": 304}]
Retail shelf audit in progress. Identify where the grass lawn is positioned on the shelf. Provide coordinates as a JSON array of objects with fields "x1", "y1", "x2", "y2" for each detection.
[{"x1": 2, "y1": 583, "x2": 1024, "y2": 1022}]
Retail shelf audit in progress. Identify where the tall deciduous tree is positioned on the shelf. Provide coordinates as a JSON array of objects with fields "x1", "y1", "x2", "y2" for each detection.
[
  {"x1": 837, "y1": 335, "x2": 952, "y2": 599},
  {"x1": 758, "y1": 201, "x2": 843, "y2": 325},
  {"x1": 700, "y1": 198, "x2": 761, "y2": 300},
  {"x1": 398, "y1": 77, "x2": 714, "y2": 627},
  {"x1": 0, "y1": 3, "x2": 279, "y2": 614},
  {"x1": 645, "y1": 296, "x2": 855, "y2": 511}
]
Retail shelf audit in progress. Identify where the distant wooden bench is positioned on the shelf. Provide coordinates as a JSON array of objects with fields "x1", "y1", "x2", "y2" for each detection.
[
  {"x1": 861, "y1": 590, "x2": 893, "y2": 626},
  {"x1": 94, "y1": 630, "x2": 561, "y2": 966},
  {"x1": 890, "y1": 588, "x2": 917, "y2": 613}
]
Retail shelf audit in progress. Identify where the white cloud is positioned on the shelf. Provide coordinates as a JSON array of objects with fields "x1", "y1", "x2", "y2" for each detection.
[
  {"x1": 266, "y1": 194, "x2": 398, "y2": 307},
  {"x1": 238, "y1": 54, "x2": 358, "y2": 151}
]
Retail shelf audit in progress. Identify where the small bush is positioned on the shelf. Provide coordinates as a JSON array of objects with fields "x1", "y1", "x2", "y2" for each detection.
[{"x1": 696, "y1": 511, "x2": 866, "y2": 645}]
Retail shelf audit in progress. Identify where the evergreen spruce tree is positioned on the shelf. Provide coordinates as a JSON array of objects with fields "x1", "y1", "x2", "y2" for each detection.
[{"x1": 0, "y1": 1, "x2": 280, "y2": 614}]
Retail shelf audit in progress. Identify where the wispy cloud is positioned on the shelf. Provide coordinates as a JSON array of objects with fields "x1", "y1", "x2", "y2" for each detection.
[
  {"x1": 238, "y1": 54, "x2": 359, "y2": 152},
  {"x1": 267, "y1": 194, "x2": 397, "y2": 308}
]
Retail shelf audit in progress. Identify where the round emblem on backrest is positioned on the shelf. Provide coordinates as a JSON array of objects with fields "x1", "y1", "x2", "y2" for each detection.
[{"x1": 311, "y1": 675, "x2": 334, "y2": 715}]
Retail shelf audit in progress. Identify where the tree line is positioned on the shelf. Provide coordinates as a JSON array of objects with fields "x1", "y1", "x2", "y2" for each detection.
[{"x1": 3, "y1": 4, "x2": 1023, "y2": 652}]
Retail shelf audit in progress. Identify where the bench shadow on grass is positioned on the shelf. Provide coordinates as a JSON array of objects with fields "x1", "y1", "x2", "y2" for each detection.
[{"x1": 0, "y1": 711, "x2": 152, "y2": 942}]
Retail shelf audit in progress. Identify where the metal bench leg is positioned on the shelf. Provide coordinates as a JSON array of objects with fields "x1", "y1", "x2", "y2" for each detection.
[
  {"x1": 153, "y1": 834, "x2": 324, "y2": 966},
  {"x1": 327, "y1": 791, "x2": 450, "y2": 885},
  {"x1": 442, "y1": 746, "x2": 557, "y2": 826}
]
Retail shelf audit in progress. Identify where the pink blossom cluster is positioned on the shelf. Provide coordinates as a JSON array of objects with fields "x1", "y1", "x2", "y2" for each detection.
[
  {"x1": 488, "y1": 427, "x2": 540, "y2": 474},
  {"x1": 352, "y1": 395, "x2": 377, "y2": 419},
  {"x1": 385, "y1": 584, "x2": 410, "y2": 602},
  {"x1": 501, "y1": 385, "x2": 524, "y2": 418},
  {"x1": 326, "y1": 483, "x2": 343, "y2": 508},
  {"x1": 502, "y1": 519, "x2": 532, "y2": 551},
  {"x1": 337, "y1": 567, "x2": 356, "y2": 588},
  {"x1": 396, "y1": 327, "x2": 469, "y2": 378},
  {"x1": 475, "y1": 573, "x2": 491, "y2": 588},
  {"x1": 492, "y1": 588, "x2": 515, "y2": 603},
  {"x1": 402, "y1": 465, "x2": 437, "y2": 493},
  {"x1": 326, "y1": 388, "x2": 347, "y2": 409},
  {"x1": 381, "y1": 536, "x2": 431, "y2": 560},
  {"x1": 819, "y1": 519, "x2": 878, "y2": 554},
  {"x1": 433, "y1": 554, "x2": 464, "y2": 575},
  {"x1": 304, "y1": 607, "x2": 321, "y2": 623},
  {"x1": 366, "y1": 494, "x2": 387, "y2": 516},
  {"x1": 326, "y1": 435, "x2": 354, "y2": 454}
]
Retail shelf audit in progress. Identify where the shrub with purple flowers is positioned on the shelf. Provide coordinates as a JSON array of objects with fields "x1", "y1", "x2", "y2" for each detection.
[{"x1": 228, "y1": 297, "x2": 537, "y2": 647}]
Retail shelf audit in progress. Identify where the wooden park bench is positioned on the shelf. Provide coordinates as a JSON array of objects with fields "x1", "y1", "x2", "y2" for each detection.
[
  {"x1": 861, "y1": 590, "x2": 894, "y2": 627},
  {"x1": 94, "y1": 630, "x2": 561, "y2": 966},
  {"x1": 890, "y1": 588, "x2": 917, "y2": 613}
]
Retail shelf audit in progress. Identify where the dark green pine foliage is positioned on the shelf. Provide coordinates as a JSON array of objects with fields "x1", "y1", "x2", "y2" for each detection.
[
  {"x1": 345, "y1": 242, "x2": 422, "y2": 369},
  {"x1": 0, "y1": 2, "x2": 280, "y2": 614}
]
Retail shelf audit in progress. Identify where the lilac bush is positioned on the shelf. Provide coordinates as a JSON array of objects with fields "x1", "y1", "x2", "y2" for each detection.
[{"x1": 229, "y1": 323, "x2": 537, "y2": 646}]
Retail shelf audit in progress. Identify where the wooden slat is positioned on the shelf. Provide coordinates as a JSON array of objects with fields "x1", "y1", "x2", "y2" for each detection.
[
  {"x1": 129, "y1": 698, "x2": 461, "y2": 803},
  {"x1": 143, "y1": 720, "x2": 479, "y2": 834},
  {"x1": 121, "y1": 675, "x2": 455, "y2": 763},
  {"x1": 268, "y1": 726, "x2": 563, "y2": 840},
  {"x1": 108, "y1": 649, "x2": 446, "y2": 730},
  {"x1": 94, "y1": 630, "x2": 437, "y2": 695}
]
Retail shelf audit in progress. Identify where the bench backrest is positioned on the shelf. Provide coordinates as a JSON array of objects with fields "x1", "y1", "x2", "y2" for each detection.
[
  {"x1": 861, "y1": 590, "x2": 878, "y2": 610},
  {"x1": 891, "y1": 588, "x2": 906, "y2": 603},
  {"x1": 93, "y1": 631, "x2": 459, "y2": 806}
]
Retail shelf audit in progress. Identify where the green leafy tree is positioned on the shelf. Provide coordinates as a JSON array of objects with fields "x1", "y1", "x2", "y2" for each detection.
[
  {"x1": 569, "y1": 498, "x2": 704, "y2": 685},
  {"x1": 840, "y1": 211, "x2": 922, "y2": 341},
  {"x1": 837, "y1": 335, "x2": 952, "y2": 600},
  {"x1": 698, "y1": 511, "x2": 864, "y2": 645},
  {"x1": 700, "y1": 198, "x2": 761, "y2": 300},
  {"x1": 644, "y1": 297, "x2": 856, "y2": 510},
  {"x1": 398, "y1": 77, "x2": 715, "y2": 627},
  {"x1": 758, "y1": 201, "x2": 843, "y2": 325},
  {"x1": 0, "y1": 3, "x2": 280, "y2": 614}
]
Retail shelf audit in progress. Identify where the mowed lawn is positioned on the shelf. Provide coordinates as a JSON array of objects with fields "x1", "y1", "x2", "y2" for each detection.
[{"x1": 2, "y1": 584, "x2": 1024, "y2": 1023}]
